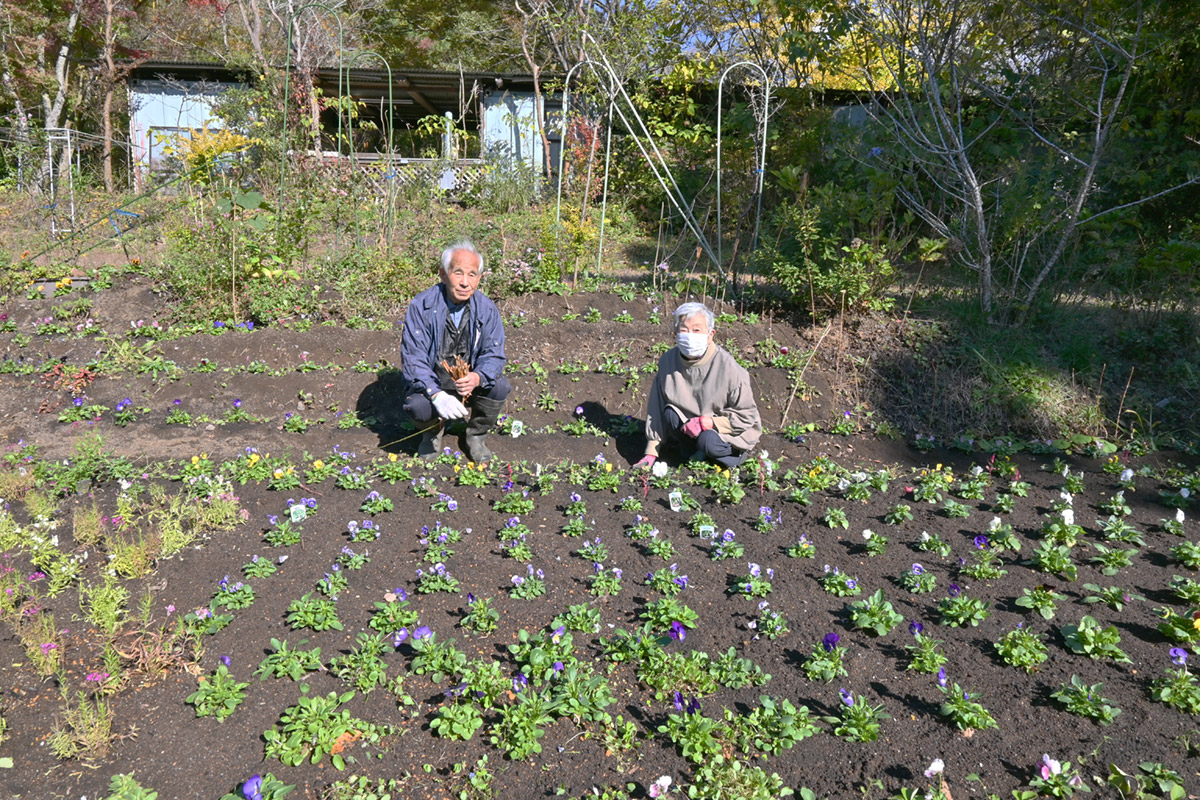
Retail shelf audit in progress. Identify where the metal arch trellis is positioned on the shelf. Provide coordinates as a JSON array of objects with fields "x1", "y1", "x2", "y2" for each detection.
[
  {"x1": 552, "y1": 59, "x2": 618, "y2": 279},
  {"x1": 342, "y1": 50, "x2": 398, "y2": 255},
  {"x1": 550, "y1": 38, "x2": 727, "y2": 287},
  {"x1": 578, "y1": 32, "x2": 726, "y2": 285},
  {"x1": 716, "y1": 61, "x2": 771, "y2": 286}
]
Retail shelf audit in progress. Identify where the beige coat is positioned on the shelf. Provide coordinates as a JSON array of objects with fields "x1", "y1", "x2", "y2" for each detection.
[{"x1": 644, "y1": 342, "x2": 762, "y2": 457}]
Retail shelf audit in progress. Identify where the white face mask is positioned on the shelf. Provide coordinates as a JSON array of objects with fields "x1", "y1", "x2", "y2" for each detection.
[{"x1": 676, "y1": 331, "x2": 709, "y2": 358}]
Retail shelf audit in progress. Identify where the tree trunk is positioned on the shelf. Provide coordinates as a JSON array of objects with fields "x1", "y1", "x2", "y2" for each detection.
[
  {"x1": 38, "y1": 0, "x2": 82, "y2": 190},
  {"x1": 102, "y1": 0, "x2": 115, "y2": 193},
  {"x1": 307, "y1": 72, "x2": 321, "y2": 153},
  {"x1": 514, "y1": 2, "x2": 555, "y2": 178},
  {"x1": 233, "y1": 0, "x2": 270, "y2": 76},
  {"x1": 0, "y1": 30, "x2": 33, "y2": 190}
]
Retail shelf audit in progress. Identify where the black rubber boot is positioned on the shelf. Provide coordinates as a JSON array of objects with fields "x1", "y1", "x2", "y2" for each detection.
[
  {"x1": 417, "y1": 421, "x2": 444, "y2": 460},
  {"x1": 464, "y1": 396, "x2": 504, "y2": 463}
]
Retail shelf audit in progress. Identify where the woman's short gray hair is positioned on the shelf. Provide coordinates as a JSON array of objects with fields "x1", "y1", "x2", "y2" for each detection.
[
  {"x1": 441, "y1": 239, "x2": 484, "y2": 274},
  {"x1": 673, "y1": 302, "x2": 714, "y2": 331}
]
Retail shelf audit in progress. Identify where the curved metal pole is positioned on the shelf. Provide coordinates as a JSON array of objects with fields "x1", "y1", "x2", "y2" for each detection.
[
  {"x1": 554, "y1": 59, "x2": 615, "y2": 264},
  {"x1": 343, "y1": 51, "x2": 396, "y2": 253},
  {"x1": 595, "y1": 100, "x2": 614, "y2": 275},
  {"x1": 580, "y1": 33, "x2": 724, "y2": 281},
  {"x1": 603, "y1": 77, "x2": 723, "y2": 280},
  {"x1": 717, "y1": 61, "x2": 771, "y2": 278},
  {"x1": 278, "y1": 4, "x2": 346, "y2": 218}
]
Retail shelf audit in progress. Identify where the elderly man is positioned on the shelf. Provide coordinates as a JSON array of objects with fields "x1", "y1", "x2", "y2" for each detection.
[
  {"x1": 636, "y1": 302, "x2": 761, "y2": 469},
  {"x1": 401, "y1": 239, "x2": 509, "y2": 462}
]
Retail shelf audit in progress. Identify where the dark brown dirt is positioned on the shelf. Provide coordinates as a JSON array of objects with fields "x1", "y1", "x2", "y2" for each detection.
[{"x1": 0, "y1": 283, "x2": 1198, "y2": 800}]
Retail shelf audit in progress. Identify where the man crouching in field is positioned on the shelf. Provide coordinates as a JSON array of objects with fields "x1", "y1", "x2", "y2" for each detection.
[
  {"x1": 400, "y1": 239, "x2": 509, "y2": 462},
  {"x1": 635, "y1": 302, "x2": 761, "y2": 469}
]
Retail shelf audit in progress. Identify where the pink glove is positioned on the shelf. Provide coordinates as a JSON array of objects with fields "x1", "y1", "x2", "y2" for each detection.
[
  {"x1": 634, "y1": 454, "x2": 657, "y2": 469},
  {"x1": 681, "y1": 416, "x2": 706, "y2": 438}
]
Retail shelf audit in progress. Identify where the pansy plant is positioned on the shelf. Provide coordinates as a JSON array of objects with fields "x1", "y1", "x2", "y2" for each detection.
[
  {"x1": 1015, "y1": 586, "x2": 1067, "y2": 620},
  {"x1": 1151, "y1": 648, "x2": 1200, "y2": 715},
  {"x1": 417, "y1": 563, "x2": 461, "y2": 594},
  {"x1": 733, "y1": 562, "x2": 773, "y2": 599},
  {"x1": 749, "y1": 601, "x2": 789, "y2": 640},
  {"x1": 820, "y1": 565, "x2": 861, "y2": 597},
  {"x1": 937, "y1": 680, "x2": 997, "y2": 731},
  {"x1": 898, "y1": 563, "x2": 937, "y2": 594},
  {"x1": 862, "y1": 528, "x2": 889, "y2": 556},
  {"x1": 212, "y1": 574, "x2": 256, "y2": 610},
  {"x1": 939, "y1": 587, "x2": 990, "y2": 627},
  {"x1": 786, "y1": 534, "x2": 815, "y2": 559},
  {"x1": 368, "y1": 589, "x2": 418, "y2": 634},
  {"x1": 848, "y1": 589, "x2": 904, "y2": 636},
  {"x1": 707, "y1": 528, "x2": 745, "y2": 561},
  {"x1": 1080, "y1": 583, "x2": 1143, "y2": 611},
  {"x1": 460, "y1": 594, "x2": 500, "y2": 635},
  {"x1": 1050, "y1": 675, "x2": 1121, "y2": 725},
  {"x1": 1060, "y1": 615, "x2": 1130, "y2": 663},
  {"x1": 802, "y1": 633, "x2": 848, "y2": 683},
  {"x1": 917, "y1": 530, "x2": 953, "y2": 558},
  {"x1": 823, "y1": 688, "x2": 889, "y2": 742},
  {"x1": 360, "y1": 490, "x2": 393, "y2": 514},
  {"x1": 509, "y1": 565, "x2": 547, "y2": 600},
  {"x1": 1028, "y1": 754, "x2": 1089, "y2": 798},
  {"x1": 906, "y1": 626, "x2": 948, "y2": 674},
  {"x1": 1171, "y1": 538, "x2": 1200, "y2": 570},
  {"x1": 994, "y1": 626, "x2": 1049, "y2": 672},
  {"x1": 590, "y1": 564, "x2": 623, "y2": 597}
]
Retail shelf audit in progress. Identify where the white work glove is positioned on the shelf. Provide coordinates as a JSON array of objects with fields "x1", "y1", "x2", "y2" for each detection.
[{"x1": 431, "y1": 391, "x2": 469, "y2": 420}]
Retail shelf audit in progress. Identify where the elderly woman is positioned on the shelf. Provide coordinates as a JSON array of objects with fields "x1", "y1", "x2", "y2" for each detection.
[{"x1": 635, "y1": 302, "x2": 762, "y2": 469}]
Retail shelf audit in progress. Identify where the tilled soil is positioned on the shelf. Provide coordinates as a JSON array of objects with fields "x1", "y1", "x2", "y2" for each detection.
[{"x1": 0, "y1": 284, "x2": 1197, "y2": 799}]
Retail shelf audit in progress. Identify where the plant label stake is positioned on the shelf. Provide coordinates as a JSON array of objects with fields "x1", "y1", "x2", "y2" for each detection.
[
  {"x1": 668, "y1": 490, "x2": 684, "y2": 512},
  {"x1": 289, "y1": 504, "x2": 307, "y2": 523}
]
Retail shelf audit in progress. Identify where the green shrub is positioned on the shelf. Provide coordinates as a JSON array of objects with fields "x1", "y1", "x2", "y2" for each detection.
[{"x1": 764, "y1": 200, "x2": 895, "y2": 315}]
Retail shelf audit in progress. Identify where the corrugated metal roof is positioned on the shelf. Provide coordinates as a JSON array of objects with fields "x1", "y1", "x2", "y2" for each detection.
[{"x1": 124, "y1": 60, "x2": 551, "y2": 83}]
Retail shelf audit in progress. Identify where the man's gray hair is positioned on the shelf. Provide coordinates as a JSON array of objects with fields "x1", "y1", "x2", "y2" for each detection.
[
  {"x1": 673, "y1": 302, "x2": 714, "y2": 331},
  {"x1": 441, "y1": 239, "x2": 484, "y2": 273}
]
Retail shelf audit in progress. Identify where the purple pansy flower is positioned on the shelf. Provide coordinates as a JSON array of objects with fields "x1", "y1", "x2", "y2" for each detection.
[{"x1": 242, "y1": 774, "x2": 263, "y2": 800}]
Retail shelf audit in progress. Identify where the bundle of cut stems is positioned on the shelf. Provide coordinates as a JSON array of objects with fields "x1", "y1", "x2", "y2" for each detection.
[{"x1": 440, "y1": 355, "x2": 473, "y2": 398}]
